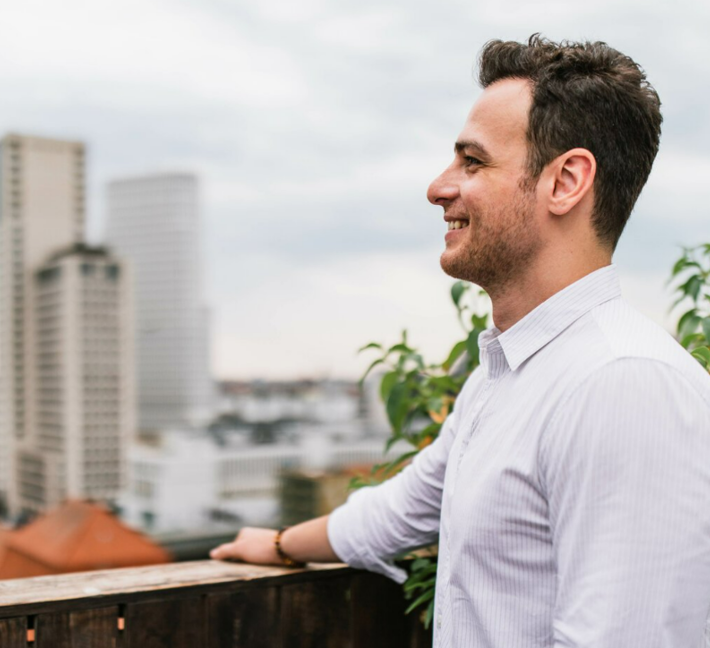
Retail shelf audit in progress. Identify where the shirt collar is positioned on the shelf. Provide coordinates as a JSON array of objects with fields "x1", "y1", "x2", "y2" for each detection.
[{"x1": 478, "y1": 264, "x2": 621, "y2": 373}]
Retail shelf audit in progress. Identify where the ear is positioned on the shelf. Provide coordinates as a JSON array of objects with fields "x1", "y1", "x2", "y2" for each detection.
[{"x1": 548, "y1": 148, "x2": 596, "y2": 216}]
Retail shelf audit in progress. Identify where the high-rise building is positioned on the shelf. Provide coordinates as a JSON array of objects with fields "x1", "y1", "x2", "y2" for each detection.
[
  {"x1": 104, "y1": 173, "x2": 213, "y2": 431},
  {"x1": 18, "y1": 244, "x2": 135, "y2": 512},
  {"x1": 0, "y1": 134, "x2": 85, "y2": 514}
]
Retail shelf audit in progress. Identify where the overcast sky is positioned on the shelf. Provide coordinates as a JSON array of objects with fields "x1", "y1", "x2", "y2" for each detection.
[{"x1": 1, "y1": 0, "x2": 708, "y2": 379}]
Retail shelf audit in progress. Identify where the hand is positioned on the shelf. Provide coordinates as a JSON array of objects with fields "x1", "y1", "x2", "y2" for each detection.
[{"x1": 210, "y1": 527, "x2": 282, "y2": 565}]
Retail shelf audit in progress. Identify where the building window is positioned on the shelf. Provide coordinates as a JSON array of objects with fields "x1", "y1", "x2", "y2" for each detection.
[
  {"x1": 37, "y1": 267, "x2": 61, "y2": 284},
  {"x1": 141, "y1": 511, "x2": 155, "y2": 530}
]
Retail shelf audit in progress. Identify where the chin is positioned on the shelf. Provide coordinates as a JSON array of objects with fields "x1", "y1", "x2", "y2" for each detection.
[{"x1": 439, "y1": 251, "x2": 469, "y2": 282}]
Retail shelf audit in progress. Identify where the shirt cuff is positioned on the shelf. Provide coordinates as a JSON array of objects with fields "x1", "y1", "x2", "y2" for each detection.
[{"x1": 328, "y1": 491, "x2": 408, "y2": 584}]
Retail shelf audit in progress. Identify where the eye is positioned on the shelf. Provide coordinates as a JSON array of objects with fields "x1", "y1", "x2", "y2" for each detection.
[{"x1": 463, "y1": 156, "x2": 482, "y2": 168}]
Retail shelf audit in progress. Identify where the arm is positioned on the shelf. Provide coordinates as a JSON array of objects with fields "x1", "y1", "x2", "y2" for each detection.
[
  {"x1": 325, "y1": 377, "x2": 473, "y2": 582},
  {"x1": 212, "y1": 372, "x2": 478, "y2": 580},
  {"x1": 541, "y1": 359, "x2": 710, "y2": 647},
  {"x1": 210, "y1": 515, "x2": 338, "y2": 565}
]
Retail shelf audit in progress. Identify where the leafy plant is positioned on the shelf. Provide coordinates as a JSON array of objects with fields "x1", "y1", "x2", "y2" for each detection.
[
  {"x1": 669, "y1": 244, "x2": 710, "y2": 370},
  {"x1": 356, "y1": 281, "x2": 490, "y2": 627}
]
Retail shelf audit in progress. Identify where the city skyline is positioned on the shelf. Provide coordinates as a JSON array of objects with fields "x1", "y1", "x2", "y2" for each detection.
[{"x1": 0, "y1": 0, "x2": 707, "y2": 379}]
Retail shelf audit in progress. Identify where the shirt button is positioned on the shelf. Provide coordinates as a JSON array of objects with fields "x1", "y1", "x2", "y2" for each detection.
[{"x1": 436, "y1": 614, "x2": 442, "y2": 630}]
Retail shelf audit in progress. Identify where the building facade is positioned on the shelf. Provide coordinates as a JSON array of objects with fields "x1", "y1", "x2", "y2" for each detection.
[
  {"x1": 120, "y1": 430, "x2": 399, "y2": 534},
  {"x1": 0, "y1": 134, "x2": 85, "y2": 514},
  {"x1": 104, "y1": 173, "x2": 213, "y2": 431},
  {"x1": 19, "y1": 244, "x2": 135, "y2": 512}
]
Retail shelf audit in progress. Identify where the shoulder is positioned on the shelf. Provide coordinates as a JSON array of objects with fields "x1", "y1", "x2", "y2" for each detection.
[{"x1": 556, "y1": 298, "x2": 710, "y2": 409}]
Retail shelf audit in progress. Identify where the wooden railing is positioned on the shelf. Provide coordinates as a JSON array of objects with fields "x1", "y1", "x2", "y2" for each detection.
[{"x1": 0, "y1": 561, "x2": 432, "y2": 647}]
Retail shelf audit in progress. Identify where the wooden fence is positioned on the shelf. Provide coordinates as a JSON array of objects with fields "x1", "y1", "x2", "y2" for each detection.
[{"x1": 0, "y1": 561, "x2": 432, "y2": 647}]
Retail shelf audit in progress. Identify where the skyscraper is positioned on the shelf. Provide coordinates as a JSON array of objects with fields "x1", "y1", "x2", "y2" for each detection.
[
  {"x1": 23, "y1": 244, "x2": 134, "y2": 512},
  {"x1": 0, "y1": 134, "x2": 85, "y2": 514},
  {"x1": 105, "y1": 173, "x2": 213, "y2": 431}
]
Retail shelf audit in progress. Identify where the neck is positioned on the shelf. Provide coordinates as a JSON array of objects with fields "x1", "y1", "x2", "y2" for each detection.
[{"x1": 488, "y1": 248, "x2": 612, "y2": 332}]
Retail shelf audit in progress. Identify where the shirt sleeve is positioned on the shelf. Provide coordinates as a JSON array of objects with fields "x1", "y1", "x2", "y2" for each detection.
[
  {"x1": 327, "y1": 375, "x2": 474, "y2": 583},
  {"x1": 540, "y1": 358, "x2": 710, "y2": 647}
]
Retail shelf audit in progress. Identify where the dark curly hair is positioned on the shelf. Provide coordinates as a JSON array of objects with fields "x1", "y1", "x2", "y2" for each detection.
[{"x1": 478, "y1": 34, "x2": 662, "y2": 249}]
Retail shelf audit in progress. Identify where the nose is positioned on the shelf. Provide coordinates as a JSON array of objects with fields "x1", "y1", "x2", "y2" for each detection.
[{"x1": 427, "y1": 163, "x2": 459, "y2": 206}]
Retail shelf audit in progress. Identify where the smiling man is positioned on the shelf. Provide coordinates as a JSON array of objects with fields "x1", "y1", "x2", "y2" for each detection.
[{"x1": 211, "y1": 36, "x2": 710, "y2": 647}]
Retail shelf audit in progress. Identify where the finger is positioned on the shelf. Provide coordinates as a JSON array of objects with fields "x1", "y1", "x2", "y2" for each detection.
[{"x1": 210, "y1": 543, "x2": 238, "y2": 560}]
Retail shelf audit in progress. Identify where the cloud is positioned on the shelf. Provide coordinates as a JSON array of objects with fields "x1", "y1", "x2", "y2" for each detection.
[{"x1": 1, "y1": 0, "x2": 707, "y2": 377}]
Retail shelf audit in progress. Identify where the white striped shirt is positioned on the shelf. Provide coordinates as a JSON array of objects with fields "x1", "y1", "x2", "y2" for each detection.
[{"x1": 329, "y1": 265, "x2": 710, "y2": 647}]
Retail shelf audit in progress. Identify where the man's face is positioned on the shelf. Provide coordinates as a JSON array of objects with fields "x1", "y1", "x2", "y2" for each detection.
[{"x1": 427, "y1": 78, "x2": 543, "y2": 292}]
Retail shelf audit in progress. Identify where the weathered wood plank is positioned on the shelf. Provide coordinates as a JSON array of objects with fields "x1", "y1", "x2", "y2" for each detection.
[
  {"x1": 0, "y1": 560, "x2": 347, "y2": 617},
  {"x1": 350, "y1": 572, "x2": 410, "y2": 648},
  {"x1": 124, "y1": 596, "x2": 205, "y2": 648},
  {"x1": 35, "y1": 607, "x2": 117, "y2": 648},
  {"x1": 281, "y1": 574, "x2": 353, "y2": 648},
  {"x1": 0, "y1": 616, "x2": 26, "y2": 647},
  {"x1": 405, "y1": 611, "x2": 433, "y2": 648},
  {"x1": 207, "y1": 586, "x2": 280, "y2": 648}
]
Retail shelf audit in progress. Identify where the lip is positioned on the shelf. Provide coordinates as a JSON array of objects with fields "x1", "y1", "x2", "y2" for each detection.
[
  {"x1": 444, "y1": 226, "x2": 468, "y2": 243},
  {"x1": 443, "y1": 215, "x2": 470, "y2": 242}
]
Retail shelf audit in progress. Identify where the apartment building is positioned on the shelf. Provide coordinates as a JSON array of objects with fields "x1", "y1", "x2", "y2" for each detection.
[{"x1": 0, "y1": 134, "x2": 84, "y2": 514}]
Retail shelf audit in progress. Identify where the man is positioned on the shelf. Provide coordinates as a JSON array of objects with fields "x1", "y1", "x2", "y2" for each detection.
[{"x1": 212, "y1": 36, "x2": 710, "y2": 646}]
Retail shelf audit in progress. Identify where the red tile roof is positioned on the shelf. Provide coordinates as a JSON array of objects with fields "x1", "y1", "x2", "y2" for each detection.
[{"x1": 0, "y1": 500, "x2": 171, "y2": 579}]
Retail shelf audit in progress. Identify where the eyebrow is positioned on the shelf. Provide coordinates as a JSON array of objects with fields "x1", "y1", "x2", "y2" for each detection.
[{"x1": 454, "y1": 139, "x2": 492, "y2": 160}]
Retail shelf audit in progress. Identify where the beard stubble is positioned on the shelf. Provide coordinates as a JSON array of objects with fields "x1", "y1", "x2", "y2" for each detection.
[{"x1": 439, "y1": 184, "x2": 542, "y2": 294}]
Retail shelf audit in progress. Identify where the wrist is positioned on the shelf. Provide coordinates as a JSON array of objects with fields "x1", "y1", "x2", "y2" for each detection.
[{"x1": 275, "y1": 527, "x2": 306, "y2": 568}]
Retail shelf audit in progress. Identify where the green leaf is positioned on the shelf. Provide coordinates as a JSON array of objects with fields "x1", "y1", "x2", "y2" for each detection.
[
  {"x1": 471, "y1": 313, "x2": 488, "y2": 330},
  {"x1": 423, "y1": 601, "x2": 434, "y2": 629},
  {"x1": 383, "y1": 451, "x2": 419, "y2": 476},
  {"x1": 379, "y1": 370, "x2": 400, "y2": 403},
  {"x1": 671, "y1": 257, "x2": 701, "y2": 278},
  {"x1": 426, "y1": 396, "x2": 443, "y2": 414},
  {"x1": 359, "y1": 357, "x2": 384, "y2": 386},
  {"x1": 404, "y1": 577, "x2": 437, "y2": 595},
  {"x1": 680, "y1": 332, "x2": 705, "y2": 349},
  {"x1": 443, "y1": 340, "x2": 467, "y2": 371},
  {"x1": 465, "y1": 328, "x2": 481, "y2": 366},
  {"x1": 388, "y1": 343, "x2": 414, "y2": 355},
  {"x1": 679, "y1": 275, "x2": 703, "y2": 302},
  {"x1": 679, "y1": 314, "x2": 702, "y2": 340},
  {"x1": 357, "y1": 342, "x2": 382, "y2": 353},
  {"x1": 386, "y1": 382, "x2": 409, "y2": 434},
  {"x1": 404, "y1": 588, "x2": 435, "y2": 614},
  {"x1": 677, "y1": 308, "x2": 697, "y2": 329},
  {"x1": 691, "y1": 346, "x2": 710, "y2": 367},
  {"x1": 406, "y1": 563, "x2": 437, "y2": 584},
  {"x1": 702, "y1": 317, "x2": 710, "y2": 343},
  {"x1": 671, "y1": 257, "x2": 689, "y2": 277},
  {"x1": 410, "y1": 557, "x2": 431, "y2": 572},
  {"x1": 689, "y1": 276, "x2": 703, "y2": 301},
  {"x1": 414, "y1": 424, "x2": 442, "y2": 444},
  {"x1": 451, "y1": 281, "x2": 467, "y2": 308},
  {"x1": 384, "y1": 434, "x2": 403, "y2": 453}
]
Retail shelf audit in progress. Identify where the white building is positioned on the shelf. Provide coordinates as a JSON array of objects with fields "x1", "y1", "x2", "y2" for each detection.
[
  {"x1": 104, "y1": 173, "x2": 213, "y2": 431},
  {"x1": 218, "y1": 380, "x2": 362, "y2": 425},
  {"x1": 0, "y1": 134, "x2": 85, "y2": 515},
  {"x1": 120, "y1": 430, "x2": 398, "y2": 534},
  {"x1": 19, "y1": 244, "x2": 135, "y2": 512}
]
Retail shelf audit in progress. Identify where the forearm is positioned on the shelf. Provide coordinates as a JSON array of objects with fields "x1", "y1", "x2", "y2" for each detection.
[
  {"x1": 280, "y1": 515, "x2": 339, "y2": 563},
  {"x1": 209, "y1": 516, "x2": 339, "y2": 566}
]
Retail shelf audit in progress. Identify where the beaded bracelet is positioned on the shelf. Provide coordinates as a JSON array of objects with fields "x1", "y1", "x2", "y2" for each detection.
[{"x1": 274, "y1": 527, "x2": 306, "y2": 568}]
